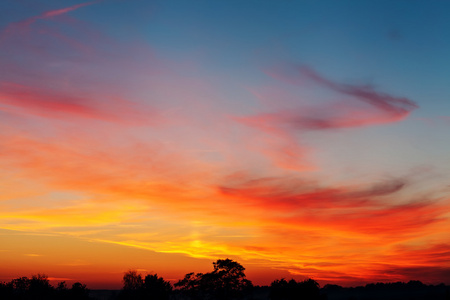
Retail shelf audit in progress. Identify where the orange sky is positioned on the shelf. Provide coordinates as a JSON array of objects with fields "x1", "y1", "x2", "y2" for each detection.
[{"x1": 1, "y1": 1, "x2": 450, "y2": 289}]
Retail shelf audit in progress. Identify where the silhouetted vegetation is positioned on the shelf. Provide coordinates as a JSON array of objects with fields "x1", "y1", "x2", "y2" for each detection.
[
  {"x1": 0, "y1": 274, "x2": 90, "y2": 300},
  {"x1": 323, "y1": 280, "x2": 450, "y2": 300},
  {"x1": 269, "y1": 278, "x2": 323, "y2": 300},
  {"x1": 118, "y1": 270, "x2": 172, "y2": 300},
  {"x1": 174, "y1": 258, "x2": 253, "y2": 300},
  {"x1": 1, "y1": 260, "x2": 449, "y2": 300}
]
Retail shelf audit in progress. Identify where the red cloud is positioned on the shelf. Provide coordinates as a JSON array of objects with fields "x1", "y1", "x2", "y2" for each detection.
[{"x1": 218, "y1": 174, "x2": 448, "y2": 237}]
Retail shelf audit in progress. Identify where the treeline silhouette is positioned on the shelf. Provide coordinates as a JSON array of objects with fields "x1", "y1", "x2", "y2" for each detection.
[
  {"x1": 1, "y1": 259, "x2": 449, "y2": 300},
  {"x1": 0, "y1": 274, "x2": 90, "y2": 300},
  {"x1": 322, "y1": 280, "x2": 450, "y2": 300}
]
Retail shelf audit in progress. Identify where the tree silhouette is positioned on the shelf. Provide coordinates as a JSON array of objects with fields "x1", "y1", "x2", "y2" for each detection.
[
  {"x1": 11, "y1": 276, "x2": 30, "y2": 295},
  {"x1": 0, "y1": 274, "x2": 93, "y2": 300},
  {"x1": 270, "y1": 278, "x2": 321, "y2": 300},
  {"x1": 123, "y1": 270, "x2": 144, "y2": 291},
  {"x1": 0, "y1": 280, "x2": 14, "y2": 299},
  {"x1": 174, "y1": 272, "x2": 204, "y2": 299},
  {"x1": 175, "y1": 258, "x2": 253, "y2": 300},
  {"x1": 56, "y1": 281, "x2": 69, "y2": 299},
  {"x1": 119, "y1": 270, "x2": 172, "y2": 300},
  {"x1": 28, "y1": 274, "x2": 53, "y2": 299},
  {"x1": 210, "y1": 258, "x2": 253, "y2": 299},
  {"x1": 143, "y1": 274, "x2": 172, "y2": 300},
  {"x1": 69, "y1": 282, "x2": 90, "y2": 300}
]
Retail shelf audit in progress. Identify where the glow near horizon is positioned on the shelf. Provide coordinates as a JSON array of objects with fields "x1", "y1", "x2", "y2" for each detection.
[{"x1": 0, "y1": 0, "x2": 449, "y2": 289}]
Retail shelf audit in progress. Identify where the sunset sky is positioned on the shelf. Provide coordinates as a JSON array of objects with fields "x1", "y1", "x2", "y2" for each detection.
[{"x1": 1, "y1": 0, "x2": 450, "y2": 289}]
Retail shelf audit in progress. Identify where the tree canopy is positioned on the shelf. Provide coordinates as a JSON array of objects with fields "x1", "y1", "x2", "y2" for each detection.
[
  {"x1": 175, "y1": 258, "x2": 253, "y2": 300},
  {"x1": 270, "y1": 278, "x2": 321, "y2": 300},
  {"x1": 0, "y1": 274, "x2": 90, "y2": 300},
  {"x1": 119, "y1": 270, "x2": 172, "y2": 300}
]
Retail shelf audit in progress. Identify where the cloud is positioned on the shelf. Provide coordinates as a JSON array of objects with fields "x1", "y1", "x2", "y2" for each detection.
[
  {"x1": 388, "y1": 244, "x2": 450, "y2": 268},
  {"x1": 47, "y1": 277, "x2": 74, "y2": 281},
  {"x1": 218, "y1": 174, "x2": 448, "y2": 237},
  {"x1": 233, "y1": 65, "x2": 420, "y2": 170},
  {"x1": 219, "y1": 175, "x2": 407, "y2": 210},
  {"x1": 0, "y1": 82, "x2": 158, "y2": 124},
  {"x1": 2, "y1": 1, "x2": 99, "y2": 32},
  {"x1": 240, "y1": 65, "x2": 418, "y2": 133},
  {"x1": 41, "y1": 1, "x2": 100, "y2": 19},
  {"x1": 233, "y1": 66, "x2": 418, "y2": 171},
  {"x1": 380, "y1": 265, "x2": 450, "y2": 284},
  {"x1": 298, "y1": 66, "x2": 417, "y2": 115},
  {"x1": 0, "y1": 1, "x2": 164, "y2": 126},
  {"x1": 0, "y1": 2, "x2": 447, "y2": 287},
  {"x1": 2, "y1": 128, "x2": 449, "y2": 285},
  {"x1": 0, "y1": 82, "x2": 100, "y2": 117}
]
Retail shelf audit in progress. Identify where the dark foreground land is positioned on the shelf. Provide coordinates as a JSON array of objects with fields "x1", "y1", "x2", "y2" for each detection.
[
  {"x1": 2, "y1": 281, "x2": 449, "y2": 300},
  {"x1": 2, "y1": 259, "x2": 449, "y2": 300},
  {"x1": 88, "y1": 283, "x2": 450, "y2": 300}
]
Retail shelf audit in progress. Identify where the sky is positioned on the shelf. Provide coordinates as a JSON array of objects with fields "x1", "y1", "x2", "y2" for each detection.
[{"x1": 1, "y1": 0, "x2": 450, "y2": 289}]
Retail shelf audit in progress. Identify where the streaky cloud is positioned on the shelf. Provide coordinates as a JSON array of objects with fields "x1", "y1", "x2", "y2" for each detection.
[
  {"x1": 218, "y1": 174, "x2": 448, "y2": 236},
  {"x1": 240, "y1": 65, "x2": 418, "y2": 133},
  {"x1": 297, "y1": 65, "x2": 418, "y2": 117},
  {"x1": 0, "y1": 81, "x2": 157, "y2": 125},
  {"x1": 0, "y1": 1, "x2": 161, "y2": 126},
  {"x1": 41, "y1": 1, "x2": 101, "y2": 19},
  {"x1": 1, "y1": 1, "x2": 100, "y2": 38}
]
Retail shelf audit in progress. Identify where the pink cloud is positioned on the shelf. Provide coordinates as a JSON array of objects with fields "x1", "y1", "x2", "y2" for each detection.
[
  {"x1": 0, "y1": 1, "x2": 166, "y2": 126},
  {"x1": 234, "y1": 65, "x2": 419, "y2": 169},
  {"x1": 0, "y1": 82, "x2": 158, "y2": 125},
  {"x1": 41, "y1": 1, "x2": 100, "y2": 18},
  {"x1": 240, "y1": 65, "x2": 418, "y2": 133},
  {"x1": 1, "y1": 1, "x2": 100, "y2": 42},
  {"x1": 298, "y1": 65, "x2": 417, "y2": 117}
]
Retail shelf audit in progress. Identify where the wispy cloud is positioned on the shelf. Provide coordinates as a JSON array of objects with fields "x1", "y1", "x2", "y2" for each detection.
[
  {"x1": 298, "y1": 65, "x2": 417, "y2": 118},
  {"x1": 0, "y1": 0, "x2": 448, "y2": 288},
  {"x1": 0, "y1": 1, "x2": 164, "y2": 126},
  {"x1": 218, "y1": 173, "x2": 448, "y2": 237},
  {"x1": 24, "y1": 253, "x2": 42, "y2": 257},
  {"x1": 0, "y1": 82, "x2": 158, "y2": 124},
  {"x1": 240, "y1": 65, "x2": 418, "y2": 133},
  {"x1": 41, "y1": 1, "x2": 100, "y2": 19},
  {"x1": 234, "y1": 65, "x2": 419, "y2": 170},
  {"x1": 2, "y1": 1, "x2": 99, "y2": 31}
]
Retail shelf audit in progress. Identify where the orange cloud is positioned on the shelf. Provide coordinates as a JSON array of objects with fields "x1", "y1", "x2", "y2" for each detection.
[
  {"x1": 1, "y1": 121, "x2": 449, "y2": 286},
  {"x1": 219, "y1": 174, "x2": 448, "y2": 236}
]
